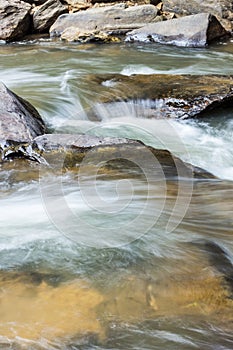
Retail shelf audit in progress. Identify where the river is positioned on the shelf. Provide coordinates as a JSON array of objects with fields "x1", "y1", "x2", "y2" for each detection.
[{"x1": 0, "y1": 38, "x2": 233, "y2": 349}]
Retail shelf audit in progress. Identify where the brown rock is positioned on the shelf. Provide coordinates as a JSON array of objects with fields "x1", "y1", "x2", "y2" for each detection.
[
  {"x1": 32, "y1": 133, "x2": 215, "y2": 179},
  {"x1": 87, "y1": 73, "x2": 233, "y2": 119},
  {"x1": 61, "y1": 28, "x2": 121, "y2": 42}
]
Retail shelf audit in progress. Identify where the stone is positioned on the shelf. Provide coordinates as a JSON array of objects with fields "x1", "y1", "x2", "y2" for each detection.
[
  {"x1": 0, "y1": 82, "x2": 45, "y2": 160},
  {"x1": 33, "y1": 0, "x2": 68, "y2": 33},
  {"x1": 0, "y1": 0, "x2": 31, "y2": 41},
  {"x1": 163, "y1": 0, "x2": 233, "y2": 20},
  {"x1": 0, "y1": 274, "x2": 104, "y2": 342},
  {"x1": 63, "y1": 0, "x2": 91, "y2": 12},
  {"x1": 87, "y1": 73, "x2": 233, "y2": 119},
  {"x1": 50, "y1": 3, "x2": 158, "y2": 39},
  {"x1": 61, "y1": 28, "x2": 121, "y2": 42},
  {"x1": 126, "y1": 13, "x2": 229, "y2": 47},
  {"x1": 162, "y1": 0, "x2": 233, "y2": 30},
  {"x1": 32, "y1": 133, "x2": 215, "y2": 179}
]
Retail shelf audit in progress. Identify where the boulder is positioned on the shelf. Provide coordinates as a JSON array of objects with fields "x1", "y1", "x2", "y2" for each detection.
[
  {"x1": 162, "y1": 0, "x2": 233, "y2": 21},
  {"x1": 0, "y1": 0, "x2": 31, "y2": 41},
  {"x1": 126, "y1": 13, "x2": 229, "y2": 47},
  {"x1": 50, "y1": 3, "x2": 158, "y2": 39},
  {"x1": 32, "y1": 133, "x2": 215, "y2": 179},
  {"x1": 33, "y1": 0, "x2": 68, "y2": 33},
  {"x1": 86, "y1": 73, "x2": 233, "y2": 119},
  {"x1": 0, "y1": 82, "x2": 45, "y2": 160}
]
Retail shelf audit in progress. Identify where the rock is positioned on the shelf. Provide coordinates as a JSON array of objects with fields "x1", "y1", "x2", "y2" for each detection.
[
  {"x1": 50, "y1": 3, "x2": 158, "y2": 39},
  {"x1": 63, "y1": 0, "x2": 91, "y2": 13},
  {"x1": 0, "y1": 0, "x2": 31, "y2": 41},
  {"x1": 0, "y1": 274, "x2": 104, "y2": 342},
  {"x1": 0, "y1": 82, "x2": 45, "y2": 160},
  {"x1": 33, "y1": 0, "x2": 68, "y2": 33},
  {"x1": 86, "y1": 73, "x2": 233, "y2": 119},
  {"x1": 126, "y1": 13, "x2": 229, "y2": 47},
  {"x1": 162, "y1": 0, "x2": 233, "y2": 31},
  {"x1": 163, "y1": 0, "x2": 233, "y2": 21},
  {"x1": 32, "y1": 133, "x2": 215, "y2": 179},
  {"x1": 61, "y1": 28, "x2": 121, "y2": 42}
]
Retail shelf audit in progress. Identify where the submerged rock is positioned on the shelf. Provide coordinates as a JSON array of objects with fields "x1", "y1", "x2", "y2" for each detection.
[
  {"x1": 1, "y1": 243, "x2": 233, "y2": 347},
  {"x1": 0, "y1": 0, "x2": 31, "y2": 41},
  {"x1": 50, "y1": 3, "x2": 158, "y2": 40},
  {"x1": 86, "y1": 73, "x2": 233, "y2": 119},
  {"x1": 126, "y1": 13, "x2": 229, "y2": 47},
  {"x1": 32, "y1": 133, "x2": 215, "y2": 179},
  {"x1": 0, "y1": 82, "x2": 45, "y2": 160},
  {"x1": 33, "y1": 0, "x2": 68, "y2": 33},
  {"x1": 0, "y1": 275, "x2": 104, "y2": 343}
]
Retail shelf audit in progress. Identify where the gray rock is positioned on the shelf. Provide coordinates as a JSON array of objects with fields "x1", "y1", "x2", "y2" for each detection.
[
  {"x1": 33, "y1": 0, "x2": 68, "y2": 33},
  {"x1": 163, "y1": 0, "x2": 232, "y2": 20},
  {"x1": 50, "y1": 4, "x2": 158, "y2": 39},
  {"x1": 0, "y1": 0, "x2": 31, "y2": 41},
  {"x1": 0, "y1": 82, "x2": 45, "y2": 160},
  {"x1": 86, "y1": 73, "x2": 233, "y2": 119},
  {"x1": 126, "y1": 13, "x2": 229, "y2": 47},
  {"x1": 33, "y1": 133, "x2": 215, "y2": 179}
]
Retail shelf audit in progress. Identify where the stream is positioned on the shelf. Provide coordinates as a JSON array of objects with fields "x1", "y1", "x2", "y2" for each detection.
[{"x1": 0, "y1": 38, "x2": 233, "y2": 349}]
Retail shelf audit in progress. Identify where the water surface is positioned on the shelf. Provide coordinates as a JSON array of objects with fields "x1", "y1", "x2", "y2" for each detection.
[{"x1": 0, "y1": 39, "x2": 233, "y2": 349}]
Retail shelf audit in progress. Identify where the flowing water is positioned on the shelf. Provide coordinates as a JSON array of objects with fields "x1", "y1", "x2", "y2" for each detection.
[{"x1": 0, "y1": 39, "x2": 233, "y2": 349}]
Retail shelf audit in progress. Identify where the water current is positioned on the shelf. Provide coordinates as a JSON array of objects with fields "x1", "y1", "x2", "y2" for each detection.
[{"x1": 0, "y1": 38, "x2": 233, "y2": 349}]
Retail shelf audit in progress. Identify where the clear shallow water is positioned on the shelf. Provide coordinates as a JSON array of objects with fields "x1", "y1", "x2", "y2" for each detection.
[{"x1": 0, "y1": 40, "x2": 233, "y2": 349}]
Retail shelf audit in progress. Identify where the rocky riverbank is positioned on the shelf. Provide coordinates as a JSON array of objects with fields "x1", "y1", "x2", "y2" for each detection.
[{"x1": 0, "y1": 0, "x2": 232, "y2": 46}]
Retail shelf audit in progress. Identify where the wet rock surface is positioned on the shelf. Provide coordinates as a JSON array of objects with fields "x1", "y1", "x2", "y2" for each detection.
[
  {"x1": 0, "y1": 81, "x2": 215, "y2": 180},
  {"x1": 126, "y1": 13, "x2": 229, "y2": 47},
  {"x1": 0, "y1": 0, "x2": 32, "y2": 41},
  {"x1": 50, "y1": 3, "x2": 158, "y2": 39},
  {"x1": 0, "y1": 82, "x2": 45, "y2": 160},
  {"x1": 32, "y1": 133, "x2": 215, "y2": 179},
  {"x1": 1, "y1": 240, "x2": 233, "y2": 345},
  {"x1": 87, "y1": 73, "x2": 233, "y2": 119}
]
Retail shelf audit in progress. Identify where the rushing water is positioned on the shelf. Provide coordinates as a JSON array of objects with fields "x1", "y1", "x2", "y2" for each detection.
[{"x1": 0, "y1": 39, "x2": 233, "y2": 349}]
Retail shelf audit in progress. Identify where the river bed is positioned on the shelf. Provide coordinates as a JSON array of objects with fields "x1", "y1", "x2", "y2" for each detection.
[{"x1": 0, "y1": 39, "x2": 233, "y2": 349}]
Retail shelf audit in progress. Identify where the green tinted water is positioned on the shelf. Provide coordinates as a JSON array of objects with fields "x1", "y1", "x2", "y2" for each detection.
[{"x1": 0, "y1": 39, "x2": 233, "y2": 349}]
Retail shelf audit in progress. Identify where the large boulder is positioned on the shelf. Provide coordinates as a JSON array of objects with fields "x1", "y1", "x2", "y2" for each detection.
[
  {"x1": 33, "y1": 0, "x2": 68, "y2": 33},
  {"x1": 162, "y1": 0, "x2": 233, "y2": 22},
  {"x1": 50, "y1": 3, "x2": 159, "y2": 40},
  {"x1": 0, "y1": 82, "x2": 45, "y2": 160},
  {"x1": 126, "y1": 13, "x2": 229, "y2": 47},
  {"x1": 86, "y1": 73, "x2": 233, "y2": 119},
  {"x1": 0, "y1": 0, "x2": 31, "y2": 41},
  {"x1": 32, "y1": 133, "x2": 215, "y2": 179}
]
